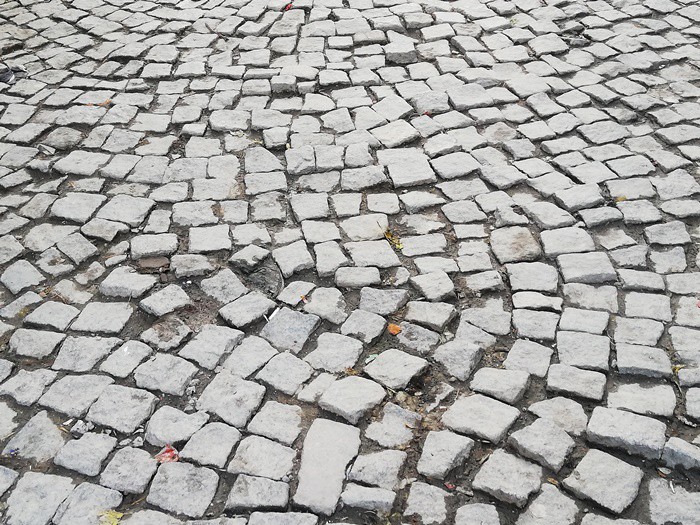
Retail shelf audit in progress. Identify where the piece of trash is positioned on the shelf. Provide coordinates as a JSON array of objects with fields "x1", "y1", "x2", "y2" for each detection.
[
  {"x1": 669, "y1": 480, "x2": 675, "y2": 494},
  {"x1": 6, "y1": 448, "x2": 19, "y2": 457},
  {"x1": 283, "y1": 2, "x2": 293, "y2": 9},
  {"x1": 547, "y1": 477, "x2": 559, "y2": 486},
  {"x1": 155, "y1": 444, "x2": 179, "y2": 463},
  {"x1": 672, "y1": 364, "x2": 686, "y2": 374},
  {"x1": 99, "y1": 510, "x2": 123, "y2": 525},
  {"x1": 0, "y1": 64, "x2": 15, "y2": 85},
  {"x1": 615, "y1": 196, "x2": 627, "y2": 202},
  {"x1": 387, "y1": 323, "x2": 402, "y2": 335},
  {"x1": 365, "y1": 353, "x2": 379, "y2": 364},
  {"x1": 300, "y1": 295, "x2": 308, "y2": 304},
  {"x1": 384, "y1": 228, "x2": 403, "y2": 250},
  {"x1": 444, "y1": 482, "x2": 455, "y2": 490}
]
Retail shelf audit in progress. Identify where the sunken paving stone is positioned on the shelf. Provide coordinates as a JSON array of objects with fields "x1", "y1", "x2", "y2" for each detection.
[{"x1": 2, "y1": 0, "x2": 700, "y2": 522}]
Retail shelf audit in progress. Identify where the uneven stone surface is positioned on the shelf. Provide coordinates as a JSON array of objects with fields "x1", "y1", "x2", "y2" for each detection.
[{"x1": 0, "y1": 0, "x2": 698, "y2": 522}]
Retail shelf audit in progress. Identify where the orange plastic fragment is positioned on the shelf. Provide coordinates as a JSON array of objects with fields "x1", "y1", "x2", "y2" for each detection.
[{"x1": 387, "y1": 323, "x2": 401, "y2": 335}]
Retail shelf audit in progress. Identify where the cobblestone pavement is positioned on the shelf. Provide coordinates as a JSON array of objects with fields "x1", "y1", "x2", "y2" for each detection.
[{"x1": 1, "y1": 0, "x2": 700, "y2": 523}]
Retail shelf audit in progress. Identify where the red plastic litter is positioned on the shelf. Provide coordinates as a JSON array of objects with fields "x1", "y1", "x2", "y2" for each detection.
[{"x1": 155, "y1": 444, "x2": 179, "y2": 463}]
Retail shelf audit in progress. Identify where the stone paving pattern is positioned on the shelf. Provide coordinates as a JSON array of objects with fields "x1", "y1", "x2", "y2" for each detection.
[{"x1": 0, "y1": 0, "x2": 699, "y2": 522}]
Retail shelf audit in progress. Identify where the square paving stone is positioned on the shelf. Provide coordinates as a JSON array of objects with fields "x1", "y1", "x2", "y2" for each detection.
[
  {"x1": 512, "y1": 309, "x2": 560, "y2": 340},
  {"x1": 197, "y1": 370, "x2": 266, "y2": 428},
  {"x1": 0, "y1": 465, "x2": 18, "y2": 498},
  {"x1": 1, "y1": 260, "x2": 45, "y2": 294},
  {"x1": 528, "y1": 396, "x2": 589, "y2": 437},
  {"x1": 490, "y1": 226, "x2": 541, "y2": 264},
  {"x1": 134, "y1": 353, "x2": 198, "y2": 396},
  {"x1": 140, "y1": 316, "x2": 192, "y2": 351},
  {"x1": 219, "y1": 292, "x2": 276, "y2": 328},
  {"x1": 364, "y1": 348, "x2": 429, "y2": 390},
  {"x1": 139, "y1": 284, "x2": 192, "y2": 317},
  {"x1": 404, "y1": 481, "x2": 449, "y2": 524},
  {"x1": 180, "y1": 422, "x2": 241, "y2": 468},
  {"x1": 99, "y1": 267, "x2": 158, "y2": 298},
  {"x1": 508, "y1": 418, "x2": 575, "y2": 472},
  {"x1": 470, "y1": 367, "x2": 530, "y2": 404},
  {"x1": 5, "y1": 472, "x2": 75, "y2": 525},
  {"x1": 9, "y1": 328, "x2": 65, "y2": 359},
  {"x1": 607, "y1": 383, "x2": 676, "y2": 418},
  {"x1": 247, "y1": 401, "x2": 303, "y2": 446},
  {"x1": 52, "y1": 481, "x2": 122, "y2": 525},
  {"x1": 473, "y1": 449, "x2": 542, "y2": 507},
  {"x1": 504, "y1": 339, "x2": 553, "y2": 378},
  {"x1": 558, "y1": 308, "x2": 610, "y2": 334},
  {"x1": 556, "y1": 331, "x2": 610, "y2": 372},
  {"x1": 348, "y1": 450, "x2": 407, "y2": 490},
  {"x1": 200, "y1": 268, "x2": 248, "y2": 303},
  {"x1": 255, "y1": 352, "x2": 313, "y2": 395},
  {"x1": 99, "y1": 340, "x2": 153, "y2": 378},
  {"x1": 179, "y1": 324, "x2": 244, "y2": 369},
  {"x1": 546, "y1": 364, "x2": 606, "y2": 401},
  {"x1": 417, "y1": 430, "x2": 474, "y2": 479},
  {"x1": 2, "y1": 411, "x2": 65, "y2": 463},
  {"x1": 562, "y1": 449, "x2": 643, "y2": 514},
  {"x1": 558, "y1": 252, "x2": 616, "y2": 284},
  {"x1": 259, "y1": 307, "x2": 320, "y2": 353},
  {"x1": 54, "y1": 432, "x2": 117, "y2": 476},
  {"x1": 271, "y1": 240, "x2": 315, "y2": 277},
  {"x1": 147, "y1": 462, "x2": 219, "y2": 518},
  {"x1": 455, "y1": 503, "x2": 501, "y2": 525},
  {"x1": 86, "y1": 384, "x2": 157, "y2": 434},
  {"x1": 96, "y1": 194, "x2": 155, "y2": 227},
  {"x1": 340, "y1": 309, "x2": 386, "y2": 344},
  {"x1": 23, "y1": 301, "x2": 79, "y2": 331},
  {"x1": 221, "y1": 335, "x2": 278, "y2": 379},
  {"x1": 516, "y1": 485, "x2": 579, "y2": 525},
  {"x1": 52, "y1": 336, "x2": 122, "y2": 372},
  {"x1": 0, "y1": 368, "x2": 57, "y2": 406},
  {"x1": 304, "y1": 332, "x2": 362, "y2": 373},
  {"x1": 442, "y1": 394, "x2": 520, "y2": 443},
  {"x1": 586, "y1": 407, "x2": 667, "y2": 460},
  {"x1": 365, "y1": 403, "x2": 421, "y2": 448},
  {"x1": 227, "y1": 435, "x2": 296, "y2": 480},
  {"x1": 359, "y1": 287, "x2": 410, "y2": 315},
  {"x1": 615, "y1": 317, "x2": 665, "y2": 346},
  {"x1": 319, "y1": 376, "x2": 386, "y2": 424},
  {"x1": 39, "y1": 374, "x2": 113, "y2": 417},
  {"x1": 71, "y1": 302, "x2": 133, "y2": 334},
  {"x1": 433, "y1": 340, "x2": 483, "y2": 381},
  {"x1": 248, "y1": 512, "x2": 318, "y2": 525},
  {"x1": 616, "y1": 343, "x2": 672, "y2": 378},
  {"x1": 226, "y1": 474, "x2": 289, "y2": 511},
  {"x1": 144, "y1": 406, "x2": 209, "y2": 447}
]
